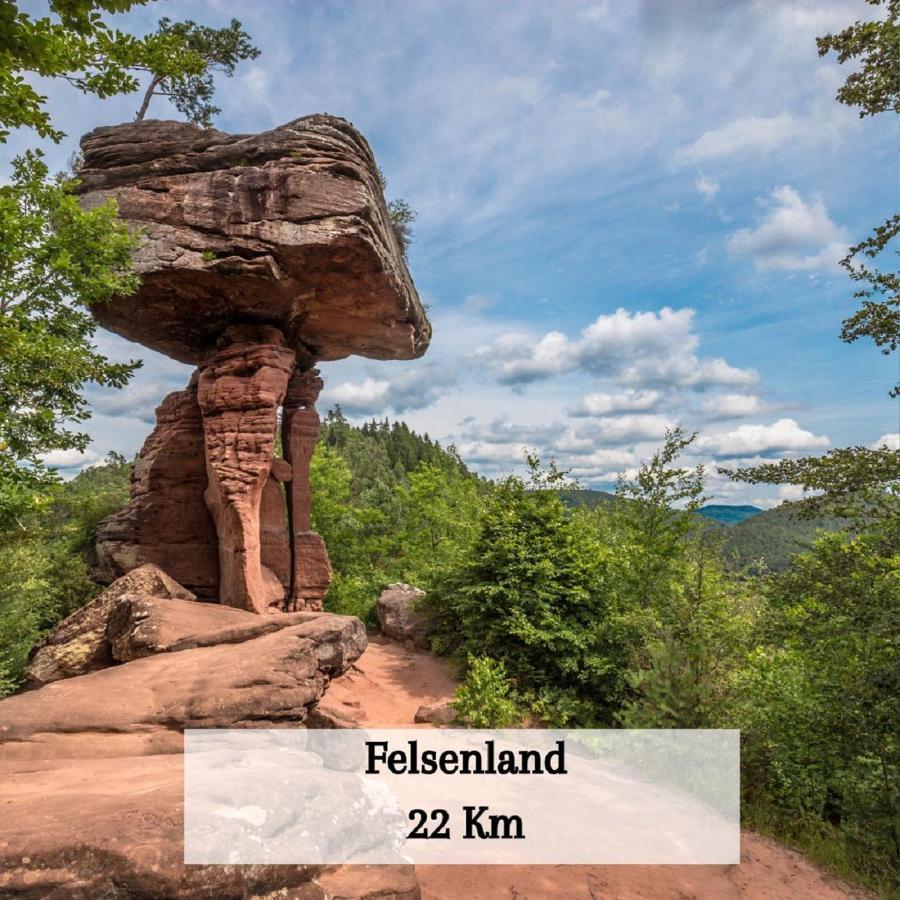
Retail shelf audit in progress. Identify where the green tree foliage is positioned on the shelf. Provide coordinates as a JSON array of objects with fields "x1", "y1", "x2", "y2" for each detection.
[
  {"x1": 0, "y1": 0, "x2": 205, "y2": 141},
  {"x1": 733, "y1": 527, "x2": 899, "y2": 886},
  {"x1": 0, "y1": 151, "x2": 140, "y2": 525},
  {"x1": 375, "y1": 169, "x2": 417, "y2": 260},
  {"x1": 618, "y1": 533, "x2": 756, "y2": 730},
  {"x1": 433, "y1": 460, "x2": 626, "y2": 726},
  {"x1": 613, "y1": 431, "x2": 755, "y2": 730},
  {"x1": 614, "y1": 427, "x2": 706, "y2": 609},
  {"x1": 817, "y1": 0, "x2": 900, "y2": 392},
  {"x1": 133, "y1": 17, "x2": 259, "y2": 127},
  {"x1": 310, "y1": 410, "x2": 487, "y2": 624},
  {"x1": 387, "y1": 198, "x2": 416, "y2": 259},
  {"x1": 0, "y1": 452, "x2": 131, "y2": 694},
  {"x1": 816, "y1": 0, "x2": 899, "y2": 116},
  {"x1": 717, "y1": 502, "x2": 843, "y2": 573},
  {"x1": 727, "y1": 445, "x2": 899, "y2": 528}
]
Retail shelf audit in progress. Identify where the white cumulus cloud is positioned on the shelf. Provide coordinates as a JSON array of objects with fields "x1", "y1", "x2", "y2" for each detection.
[
  {"x1": 701, "y1": 393, "x2": 763, "y2": 419},
  {"x1": 475, "y1": 307, "x2": 757, "y2": 390},
  {"x1": 727, "y1": 185, "x2": 848, "y2": 271},
  {"x1": 871, "y1": 431, "x2": 900, "y2": 450},
  {"x1": 697, "y1": 418, "x2": 829, "y2": 458},
  {"x1": 570, "y1": 389, "x2": 661, "y2": 417},
  {"x1": 324, "y1": 366, "x2": 455, "y2": 415}
]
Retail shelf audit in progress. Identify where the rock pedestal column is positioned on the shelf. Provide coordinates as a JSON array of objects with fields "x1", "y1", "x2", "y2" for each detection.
[
  {"x1": 282, "y1": 366, "x2": 333, "y2": 611},
  {"x1": 197, "y1": 325, "x2": 296, "y2": 614}
]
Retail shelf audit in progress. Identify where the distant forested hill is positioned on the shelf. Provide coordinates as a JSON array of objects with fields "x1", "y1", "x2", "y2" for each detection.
[
  {"x1": 559, "y1": 489, "x2": 617, "y2": 510},
  {"x1": 696, "y1": 504, "x2": 761, "y2": 525},
  {"x1": 716, "y1": 503, "x2": 843, "y2": 572},
  {"x1": 561, "y1": 489, "x2": 840, "y2": 572}
]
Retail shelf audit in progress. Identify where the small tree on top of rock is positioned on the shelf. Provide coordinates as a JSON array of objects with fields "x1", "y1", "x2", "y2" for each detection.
[{"x1": 134, "y1": 18, "x2": 260, "y2": 127}]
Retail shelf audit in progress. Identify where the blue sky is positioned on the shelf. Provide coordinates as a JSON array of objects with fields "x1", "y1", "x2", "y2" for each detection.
[{"x1": 6, "y1": 0, "x2": 898, "y2": 505}]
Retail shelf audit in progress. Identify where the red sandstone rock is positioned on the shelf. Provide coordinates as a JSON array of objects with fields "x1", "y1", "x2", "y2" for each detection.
[
  {"x1": 77, "y1": 115, "x2": 430, "y2": 365},
  {"x1": 26, "y1": 564, "x2": 195, "y2": 685},
  {"x1": 81, "y1": 116, "x2": 431, "y2": 620},
  {"x1": 197, "y1": 325, "x2": 297, "y2": 613},
  {"x1": 106, "y1": 594, "x2": 366, "y2": 675},
  {"x1": 107, "y1": 593, "x2": 259, "y2": 661},
  {"x1": 92, "y1": 379, "x2": 220, "y2": 596},
  {"x1": 0, "y1": 609, "x2": 406, "y2": 899},
  {"x1": 5, "y1": 615, "x2": 367, "y2": 745},
  {"x1": 93, "y1": 374, "x2": 293, "y2": 600},
  {"x1": 413, "y1": 702, "x2": 456, "y2": 726},
  {"x1": 283, "y1": 367, "x2": 333, "y2": 610}
]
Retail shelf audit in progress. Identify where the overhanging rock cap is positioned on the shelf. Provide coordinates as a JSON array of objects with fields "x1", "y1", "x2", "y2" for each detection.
[{"x1": 78, "y1": 114, "x2": 430, "y2": 364}]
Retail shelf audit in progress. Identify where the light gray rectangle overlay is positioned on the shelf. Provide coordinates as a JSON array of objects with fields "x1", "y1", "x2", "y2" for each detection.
[{"x1": 184, "y1": 728, "x2": 740, "y2": 864}]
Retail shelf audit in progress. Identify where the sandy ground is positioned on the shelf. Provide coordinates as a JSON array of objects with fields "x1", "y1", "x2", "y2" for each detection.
[{"x1": 338, "y1": 638, "x2": 871, "y2": 900}]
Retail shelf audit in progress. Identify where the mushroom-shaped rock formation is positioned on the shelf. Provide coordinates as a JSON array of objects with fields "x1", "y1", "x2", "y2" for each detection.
[{"x1": 83, "y1": 115, "x2": 431, "y2": 614}]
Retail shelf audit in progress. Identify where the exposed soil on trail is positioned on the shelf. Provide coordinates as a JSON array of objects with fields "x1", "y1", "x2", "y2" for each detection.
[
  {"x1": 339, "y1": 638, "x2": 871, "y2": 900},
  {"x1": 319, "y1": 634, "x2": 459, "y2": 726}
]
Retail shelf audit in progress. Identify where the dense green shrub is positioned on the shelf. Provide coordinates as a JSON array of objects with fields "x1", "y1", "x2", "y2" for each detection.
[
  {"x1": 433, "y1": 470, "x2": 628, "y2": 726},
  {"x1": 0, "y1": 453, "x2": 130, "y2": 694},
  {"x1": 453, "y1": 655, "x2": 524, "y2": 727}
]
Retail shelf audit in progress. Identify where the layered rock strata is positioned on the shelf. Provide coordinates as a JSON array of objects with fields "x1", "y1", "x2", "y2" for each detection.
[
  {"x1": 1, "y1": 578, "x2": 423, "y2": 898},
  {"x1": 196, "y1": 324, "x2": 296, "y2": 612},
  {"x1": 82, "y1": 114, "x2": 431, "y2": 616},
  {"x1": 283, "y1": 366, "x2": 333, "y2": 610},
  {"x1": 77, "y1": 115, "x2": 430, "y2": 364}
]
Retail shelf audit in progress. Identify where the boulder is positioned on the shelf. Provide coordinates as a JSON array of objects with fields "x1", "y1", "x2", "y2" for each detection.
[
  {"x1": 0, "y1": 607, "x2": 407, "y2": 899},
  {"x1": 376, "y1": 583, "x2": 435, "y2": 649},
  {"x1": 107, "y1": 593, "x2": 260, "y2": 661},
  {"x1": 414, "y1": 702, "x2": 456, "y2": 726},
  {"x1": 26, "y1": 564, "x2": 195, "y2": 685},
  {"x1": 6, "y1": 613, "x2": 367, "y2": 744},
  {"x1": 77, "y1": 115, "x2": 430, "y2": 365}
]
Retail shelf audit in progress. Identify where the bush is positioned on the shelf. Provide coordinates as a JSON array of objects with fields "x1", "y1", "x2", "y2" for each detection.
[
  {"x1": 434, "y1": 470, "x2": 627, "y2": 726},
  {"x1": 453, "y1": 655, "x2": 524, "y2": 728}
]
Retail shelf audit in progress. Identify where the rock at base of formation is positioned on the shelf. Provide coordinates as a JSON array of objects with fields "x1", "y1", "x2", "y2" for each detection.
[
  {"x1": 92, "y1": 377, "x2": 292, "y2": 600},
  {"x1": 283, "y1": 367, "x2": 332, "y2": 611},
  {"x1": 26, "y1": 563, "x2": 195, "y2": 685},
  {"x1": 0, "y1": 579, "x2": 420, "y2": 898},
  {"x1": 197, "y1": 324, "x2": 297, "y2": 613},
  {"x1": 376, "y1": 583, "x2": 435, "y2": 650}
]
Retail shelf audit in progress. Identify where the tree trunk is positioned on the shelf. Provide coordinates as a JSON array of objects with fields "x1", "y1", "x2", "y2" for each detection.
[{"x1": 135, "y1": 75, "x2": 163, "y2": 122}]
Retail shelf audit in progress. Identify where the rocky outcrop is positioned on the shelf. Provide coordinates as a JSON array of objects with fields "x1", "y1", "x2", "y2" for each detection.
[
  {"x1": 107, "y1": 593, "x2": 262, "y2": 661},
  {"x1": 81, "y1": 115, "x2": 432, "y2": 616},
  {"x1": 77, "y1": 115, "x2": 430, "y2": 365},
  {"x1": 5, "y1": 616, "x2": 367, "y2": 744},
  {"x1": 26, "y1": 564, "x2": 195, "y2": 685},
  {"x1": 0, "y1": 596, "x2": 420, "y2": 899},
  {"x1": 376, "y1": 583, "x2": 435, "y2": 649},
  {"x1": 92, "y1": 373, "x2": 293, "y2": 601},
  {"x1": 197, "y1": 324, "x2": 296, "y2": 612},
  {"x1": 283, "y1": 366, "x2": 332, "y2": 610}
]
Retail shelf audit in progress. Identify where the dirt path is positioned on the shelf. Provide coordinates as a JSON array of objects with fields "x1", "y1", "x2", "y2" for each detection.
[{"x1": 336, "y1": 638, "x2": 870, "y2": 900}]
